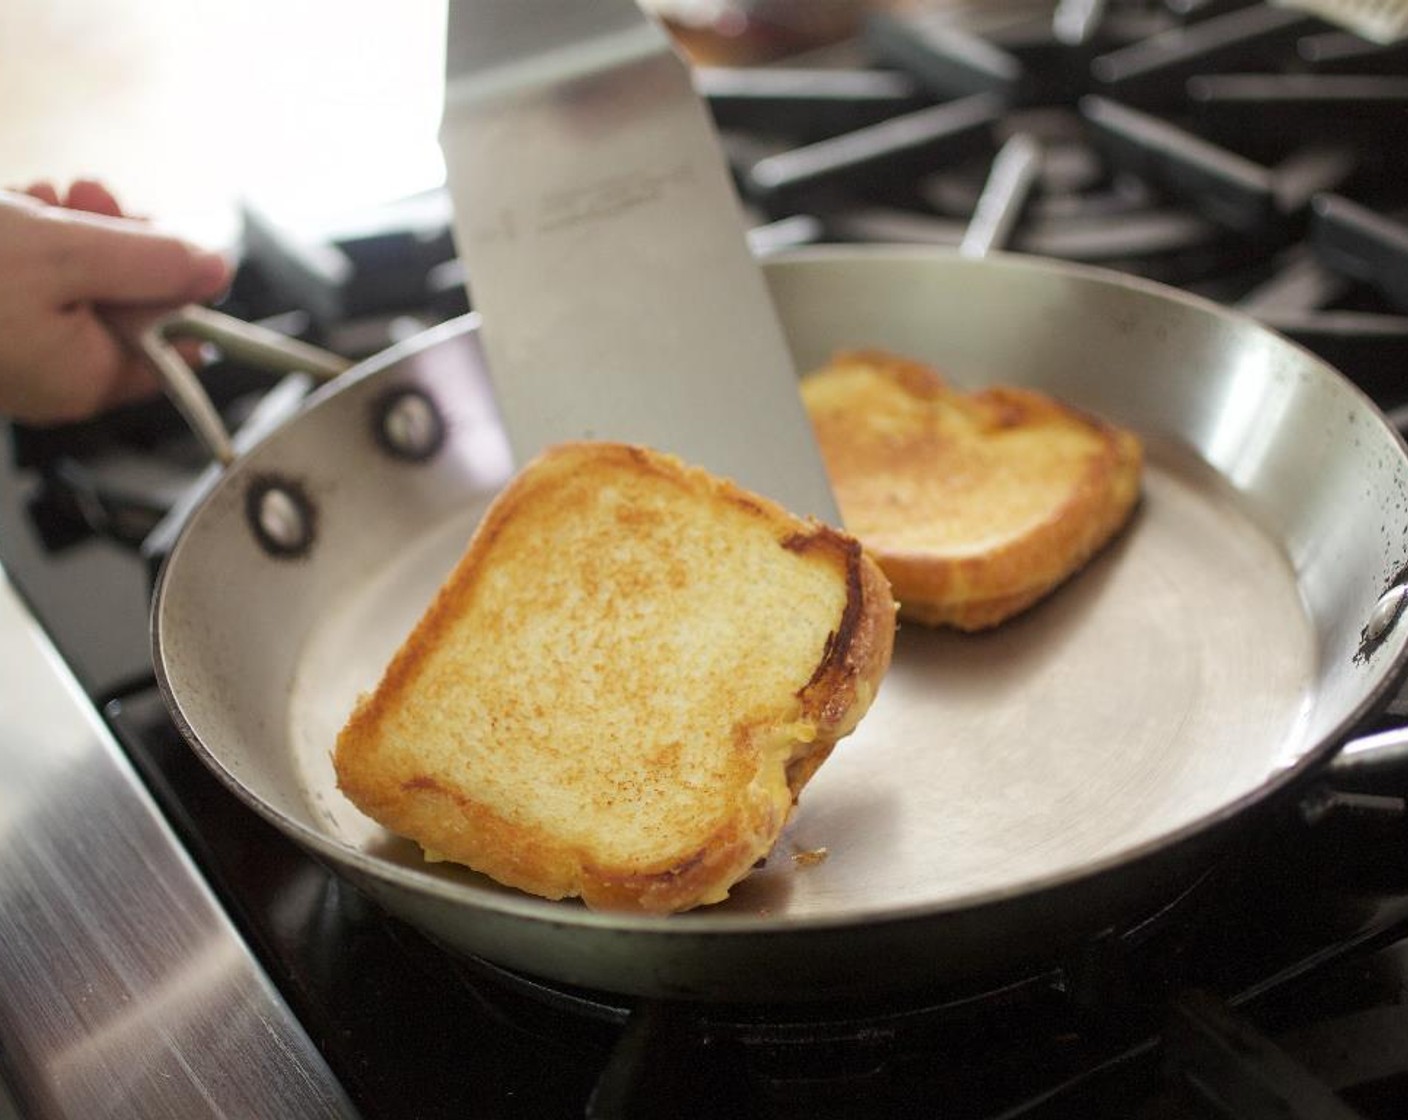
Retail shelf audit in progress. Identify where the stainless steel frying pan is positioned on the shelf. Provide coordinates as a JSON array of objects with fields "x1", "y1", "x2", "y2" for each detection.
[{"x1": 147, "y1": 246, "x2": 1408, "y2": 1002}]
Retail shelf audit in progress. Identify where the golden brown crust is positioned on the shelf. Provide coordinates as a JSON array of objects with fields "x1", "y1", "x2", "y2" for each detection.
[
  {"x1": 334, "y1": 441, "x2": 895, "y2": 914},
  {"x1": 801, "y1": 350, "x2": 1143, "y2": 631}
]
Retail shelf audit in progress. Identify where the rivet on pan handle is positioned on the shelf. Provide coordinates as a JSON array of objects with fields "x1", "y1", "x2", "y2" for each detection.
[
  {"x1": 116, "y1": 304, "x2": 353, "y2": 466},
  {"x1": 1306, "y1": 582, "x2": 1408, "y2": 812},
  {"x1": 1364, "y1": 582, "x2": 1408, "y2": 646}
]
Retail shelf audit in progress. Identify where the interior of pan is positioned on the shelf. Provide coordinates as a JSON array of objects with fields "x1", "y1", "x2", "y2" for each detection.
[{"x1": 154, "y1": 247, "x2": 1408, "y2": 937}]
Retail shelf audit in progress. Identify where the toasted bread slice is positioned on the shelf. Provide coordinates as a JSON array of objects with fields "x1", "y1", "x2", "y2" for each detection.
[
  {"x1": 801, "y1": 350, "x2": 1143, "y2": 631},
  {"x1": 334, "y1": 442, "x2": 895, "y2": 914}
]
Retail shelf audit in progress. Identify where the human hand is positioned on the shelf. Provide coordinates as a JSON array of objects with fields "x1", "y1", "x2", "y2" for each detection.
[{"x1": 0, "y1": 181, "x2": 232, "y2": 425}]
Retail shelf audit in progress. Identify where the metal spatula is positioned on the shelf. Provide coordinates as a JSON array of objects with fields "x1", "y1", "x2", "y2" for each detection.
[
  {"x1": 1271, "y1": 0, "x2": 1408, "y2": 42},
  {"x1": 438, "y1": 0, "x2": 839, "y2": 524}
]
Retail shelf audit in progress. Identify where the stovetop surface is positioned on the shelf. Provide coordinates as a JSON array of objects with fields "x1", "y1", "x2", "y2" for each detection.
[{"x1": 80, "y1": 681, "x2": 1408, "y2": 1118}]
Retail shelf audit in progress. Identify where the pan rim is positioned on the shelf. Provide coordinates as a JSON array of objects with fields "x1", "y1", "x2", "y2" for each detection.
[{"x1": 151, "y1": 244, "x2": 1408, "y2": 939}]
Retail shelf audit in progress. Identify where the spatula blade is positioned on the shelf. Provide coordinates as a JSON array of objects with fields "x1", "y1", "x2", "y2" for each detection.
[{"x1": 438, "y1": 0, "x2": 839, "y2": 524}]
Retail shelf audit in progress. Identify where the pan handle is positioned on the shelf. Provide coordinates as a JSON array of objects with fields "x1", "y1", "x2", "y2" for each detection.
[
  {"x1": 1297, "y1": 724, "x2": 1408, "y2": 831},
  {"x1": 1324, "y1": 725, "x2": 1408, "y2": 787},
  {"x1": 114, "y1": 305, "x2": 353, "y2": 467}
]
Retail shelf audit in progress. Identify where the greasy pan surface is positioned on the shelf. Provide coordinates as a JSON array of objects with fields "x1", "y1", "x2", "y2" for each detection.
[{"x1": 154, "y1": 248, "x2": 1408, "y2": 1000}]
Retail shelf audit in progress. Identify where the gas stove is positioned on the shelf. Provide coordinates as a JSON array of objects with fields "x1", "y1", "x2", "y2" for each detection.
[{"x1": 4, "y1": 2, "x2": 1408, "y2": 1116}]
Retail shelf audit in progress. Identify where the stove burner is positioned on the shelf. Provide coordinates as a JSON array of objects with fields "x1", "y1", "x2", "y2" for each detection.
[{"x1": 434, "y1": 827, "x2": 1408, "y2": 1118}]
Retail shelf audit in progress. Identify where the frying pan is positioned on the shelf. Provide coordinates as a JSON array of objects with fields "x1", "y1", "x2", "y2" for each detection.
[{"x1": 146, "y1": 245, "x2": 1408, "y2": 1002}]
